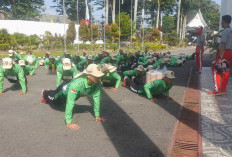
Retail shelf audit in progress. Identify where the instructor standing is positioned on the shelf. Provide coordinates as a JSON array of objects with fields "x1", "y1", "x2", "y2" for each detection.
[
  {"x1": 208, "y1": 15, "x2": 232, "y2": 95},
  {"x1": 195, "y1": 26, "x2": 205, "y2": 74}
]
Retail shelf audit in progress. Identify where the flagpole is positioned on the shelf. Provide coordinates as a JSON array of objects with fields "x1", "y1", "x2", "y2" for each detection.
[
  {"x1": 91, "y1": 0, "x2": 93, "y2": 51},
  {"x1": 77, "y1": 0, "x2": 79, "y2": 53},
  {"x1": 63, "y1": 0, "x2": 67, "y2": 52},
  {"x1": 104, "y1": 0, "x2": 106, "y2": 50},
  {"x1": 160, "y1": 11, "x2": 163, "y2": 44},
  {"x1": 119, "y1": 0, "x2": 121, "y2": 50},
  {"x1": 142, "y1": 0, "x2": 145, "y2": 52},
  {"x1": 130, "y1": 0, "x2": 133, "y2": 50}
]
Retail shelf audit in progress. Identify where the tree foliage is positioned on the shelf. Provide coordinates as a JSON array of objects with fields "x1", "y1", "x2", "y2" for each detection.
[
  {"x1": 42, "y1": 31, "x2": 63, "y2": 50},
  {"x1": 66, "y1": 21, "x2": 76, "y2": 45},
  {"x1": 52, "y1": 0, "x2": 88, "y2": 22},
  {"x1": 116, "y1": 12, "x2": 135, "y2": 40},
  {"x1": 0, "y1": 0, "x2": 44, "y2": 20},
  {"x1": 200, "y1": 0, "x2": 220, "y2": 30},
  {"x1": 79, "y1": 19, "x2": 90, "y2": 42},
  {"x1": 111, "y1": 23, "x2": 119, "y2": 42},
  {"x1": 162, "y1": 16, "x2": 175, "y2": 33}
]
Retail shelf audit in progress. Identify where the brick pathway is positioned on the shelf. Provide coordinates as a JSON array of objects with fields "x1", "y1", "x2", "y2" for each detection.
[
  {"x1": 168, "y1": 67, "x2": 202, "y2": 157},
  {"x1": 201, "y1": 67, "x2": 232, "y2": 157}
]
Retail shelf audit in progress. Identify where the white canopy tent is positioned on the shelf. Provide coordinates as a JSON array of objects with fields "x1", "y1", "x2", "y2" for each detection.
[
  {"x1": 0, "y1": 20, "x2": 80, "y2": 44},
  {"x1": 186, "y1": 10, "x2": 210, "y2": 32}
]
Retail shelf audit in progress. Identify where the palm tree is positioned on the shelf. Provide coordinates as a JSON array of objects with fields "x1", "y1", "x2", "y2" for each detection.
[
  {"x1": 156, "y1": 0, "x2": 161, "y2": 28},
  {"x1": 134, "y1": 0, "x2": 138, "y2": 29},
  {"x1": 112, "y1": 0, "x2": 116, "y2": 23},
  {"x1": 105, "y1": 0, "x2": 109, "y2": 25},
  {"x1": 176, "y1": 0, "x2": 181, "y2": 35}
]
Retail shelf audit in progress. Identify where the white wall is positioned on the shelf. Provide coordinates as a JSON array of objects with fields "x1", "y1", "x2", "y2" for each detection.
[
  {"x1": 0, "y1": 20, "x2": 80, "y2": 43},
  {"x1": 220, "y1": 0, "x2": 232, "y2": 30}
]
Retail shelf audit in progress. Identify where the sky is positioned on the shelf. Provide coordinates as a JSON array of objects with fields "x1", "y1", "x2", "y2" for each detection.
[{"x1": 43, "y1": 0, "x2": 221, "y2": 16}]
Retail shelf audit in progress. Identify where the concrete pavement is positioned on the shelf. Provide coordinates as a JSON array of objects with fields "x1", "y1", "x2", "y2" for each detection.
[{"x1": 0, "y1": 48, "x2": 196, "y2": 157}]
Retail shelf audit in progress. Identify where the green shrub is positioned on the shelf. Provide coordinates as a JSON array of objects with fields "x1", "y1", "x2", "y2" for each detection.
[{"x1": 0, "y1": 44, "x2": 9, "y2": 50}]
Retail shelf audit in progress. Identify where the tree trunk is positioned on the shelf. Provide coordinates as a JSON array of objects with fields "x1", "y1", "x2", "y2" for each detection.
[
  {"x1": 156, "y1": 0, "x2": 161, "y2": 28},
  {"x1": 176, "y1": 0, "x2": 181, "y2": 35},
  {"x1": 134, "y1": 0, "x2": 138, "y2": 29},
  {"x1": 182, "y1": 15, "x2": 187, "y2": 41},
  {"x1": 112, "y1": 0, "x2": 116, "y2": 23},
  {"x1": 105, "y1": 0, "x2": 109, "y2": 25},
  {"x1": 179, "y1": 11, "x2": 183, "y2": 39}
]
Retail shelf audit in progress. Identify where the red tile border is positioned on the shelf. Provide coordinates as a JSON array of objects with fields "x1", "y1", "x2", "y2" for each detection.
[{"x1": 167, "y1": 68, "x2": 202, "y2": 157}]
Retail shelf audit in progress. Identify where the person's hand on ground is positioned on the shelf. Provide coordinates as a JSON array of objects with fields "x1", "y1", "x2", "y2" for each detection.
[
  {"x1": 111, "y1": 88, "x2": 118, "y2": 91},
  {"x1": 95, "y1": 117, "x2": 106, "y2": 122},
  {"x1": 66, "y1": 123, "x2": 80, "y2": 130},
  {"x1": 0, "y1": 93, "x2": 4, "y2": 96},
  {"x1": 150, "y1": 98, "x2": 157, "y2": 103},
  {"x1": 20, "y1": 92, "x2": 26, "y2": 95}
]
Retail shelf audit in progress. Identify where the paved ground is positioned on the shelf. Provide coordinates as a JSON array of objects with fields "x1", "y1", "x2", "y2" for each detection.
[
  {"x1": 0, "y1": 47, "x2": 202, "y2": 157},
  {"x1": 201, "y1": 67, "x2": 232, "y2": 157}
]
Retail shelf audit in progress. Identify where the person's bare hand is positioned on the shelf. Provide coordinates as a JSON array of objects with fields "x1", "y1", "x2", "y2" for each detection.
[
  {"x1": 20, "y1": 92, "x2": 26, "y2": 95},
  {"x1": 111, "y1": 88, "x2": 118, "y2": 91},
  {"x1": 0, "y1": 93, "x2": 4, "y2": 96},
  {"x1": 95, "y1": 117, "x2": 106, "y2": 122},
  {"x1": 66, "y1": 123, "x2": 80, "y2": 130},
  {"x1": 150, "y1": 98, "x2": 157, "y2": 103}
]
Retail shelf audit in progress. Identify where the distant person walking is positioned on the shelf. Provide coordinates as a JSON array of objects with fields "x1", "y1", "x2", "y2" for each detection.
[
  {"x1": 208, "y1": 15, "x2": 232, "y2": 95},
  {"x1": 195, "y1": 26, "x2": 205, "y2": 74}
]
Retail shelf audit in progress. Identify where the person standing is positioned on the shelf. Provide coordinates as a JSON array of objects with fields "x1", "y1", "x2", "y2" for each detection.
[
  {"x1": 195, "y1": 26, "x2": 205, "y2": 74},
  {"x1": 208, "y1": 15, "x2": 232, "y2": 95}
]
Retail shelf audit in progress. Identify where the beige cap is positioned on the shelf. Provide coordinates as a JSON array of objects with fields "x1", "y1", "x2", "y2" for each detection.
[
  {"x1": 100, "y1": 64, "x2": 109, "y2": 73},
  {"x1": 162, "y1": 58, "x2": 171, "y2": 64},
  {"x1": 2, "y1": 58, "x2": 13, "y2": 69},
  {"x1": 153, "y1": 57, "x2": 157, "y2": 62},
  {"x1": 75, "y1": 64, "x2": 105, "y2": 78},
  {"x1": 88, "y1": 55, "x2": 93, "y2": 60},
  {"x1": 147, "y1": 59, "x2": 153, "y2": 64},
  {"x1": 8, "y1": 50, "x2": 15, "y2": 56},
  {"x1": 18, "y1": 60, "x2": 26, "y2": 66},
  {"x1": 108, "y1": 65, "x2": 117, "y2": 73},
  {"x1": 27, "y1": 56, "x2": 34, "y2": 65},
  {"x1": 164, "y1": 70, "x2": 175, "y2": 79},
  {"x1": 136, "y1": 65, "x2": 144, "y2": 72},
  {"x1": 39, "y1": 60, "x2": 44, "y2": 66},
  {"x1": 146, "y1": 65, "x2": 153, "y2": 71},
  {"x1": 62, "y1": 58, "x2": 72, "y2": 70}
]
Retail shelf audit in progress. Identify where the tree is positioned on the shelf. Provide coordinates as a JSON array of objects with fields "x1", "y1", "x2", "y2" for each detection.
[
  {"x1": 162, "y1": 16, "x2": 175, "y2": 33},
  {"x1": 79, "y1": 19, "x2": 90, "y2": 42},
  {"x1": 52, "y1": 0, "x2": 87, "y2": 22},
  {"x1": 112, "y1": 0, "x2": 116, "y2": 23},
  {"x1": 200, "y1": 0, "x2": 220, "y2": 31},
  {"x1": 111, "y1": 23, "x2": 119, "y2": 42},
  {"x1": 152, "y1": 28, "x2": 161, "y2": 42},
  {"x1": 0, "y1": 0, "x2": 44, "y2": 20},
  {"x1": 134, "y1": 0, "x2": 138, "y2": 29},
  {"x1": 92, "y1": 24, "x2": 99, "y2": 41},
  {"x1": 66, "y1": 21, "x2": 76, "y2": 45},
  {"x1": 105, "y1": 24, "x2": 112, "y2": 43},
  {"x1": 116, "y1": 12, "x2": 135, "y2": 40}
]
